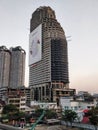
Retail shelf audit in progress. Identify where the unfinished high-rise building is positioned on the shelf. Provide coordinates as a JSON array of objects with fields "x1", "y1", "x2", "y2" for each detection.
[{"x1": 29, "y1": 6, "x2": 75, "y2": 102}]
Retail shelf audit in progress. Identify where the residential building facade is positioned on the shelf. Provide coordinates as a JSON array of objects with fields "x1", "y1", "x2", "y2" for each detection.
[
  {"x1": 8, "y1": 89, "x2": 26, "y2": 112},
  {"x1": 0, "y1": 46, "x2": 26, "y2": 101},
  {"x1": 9, "y1": 46, "x2": 26, "y2": 88},
  {"x1": 0, "y1": 46, "x2": 11, "y2": 89}
]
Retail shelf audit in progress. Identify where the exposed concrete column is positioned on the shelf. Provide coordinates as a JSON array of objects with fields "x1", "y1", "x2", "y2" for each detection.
[
  {"x1": 30, "y1": 87, "x2": 34, "y2": 101},
  {"x1": 40, "y1": 86, "x2": 43, "y2": 101},
  {"x1": 38, "y1": 87, "x2": 41, "y2": 101},
  {"x1": 50, "y1": 83, "x2": 52, "y2": 101},
  {"x1": 44, "y1": 85, "x2": 46, "y2": 99}
]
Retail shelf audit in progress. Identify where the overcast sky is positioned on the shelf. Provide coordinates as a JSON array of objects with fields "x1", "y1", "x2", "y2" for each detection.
[{"x1": 0, "y1": 0, "x2": 98, "y2": 93}]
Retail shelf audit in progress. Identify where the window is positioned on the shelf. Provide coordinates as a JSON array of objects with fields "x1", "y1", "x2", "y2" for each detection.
[
  {"x1": 74, "y1": 106, "x2": 78, "y2": 110},
  {"x1": 56, "y1": 91, "x2": 59, "y2": 95},
  {"x1": 65, "y1": 106, "x2": 69, "y2": 110}
]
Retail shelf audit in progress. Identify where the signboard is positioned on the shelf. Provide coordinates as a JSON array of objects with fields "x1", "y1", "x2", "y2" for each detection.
[{"x1": 29, "y1": 24, "x2": 42, "y2": 65}]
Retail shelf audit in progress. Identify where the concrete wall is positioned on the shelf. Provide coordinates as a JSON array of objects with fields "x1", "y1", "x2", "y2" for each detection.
[
  {"x1": 61, "y1": 121, "x2": 98, "y2": 130},
  {"x1": 0, "y1": 123, "x2": 23, "y2": 130}
]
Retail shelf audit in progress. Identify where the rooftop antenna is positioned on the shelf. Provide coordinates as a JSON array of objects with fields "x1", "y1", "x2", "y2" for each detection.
[{"x1": 66, "y1": 36, "x2": 72, "y2": 42}]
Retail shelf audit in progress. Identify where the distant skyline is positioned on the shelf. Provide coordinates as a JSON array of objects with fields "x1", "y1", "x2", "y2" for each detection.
[{"x1": 0, "y1": 0, "x2": 98, "y2": 93}]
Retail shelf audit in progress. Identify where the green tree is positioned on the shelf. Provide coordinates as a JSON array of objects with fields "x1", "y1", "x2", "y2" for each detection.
[
  {"x1": 34, "y1": 108, "x2": 43, "y2": 118},
  {"x1": 45, "y1": 109, "x2": 57, "y2": 119},
  {"x1": 2, "y1": 104, "x2": 19, "y2": 114},
  {"x1": 62, "y1": 109, "x2": 77, "y2": 127},
  {"x1": 2, "y1": 104, "x2": 25, "y2": 121},
  {"x1": 2, "y1": 104, "x2": 19, "y2": 121},
  {"x1": 88, "y1": 107, "x2": 98, "y2": 130},
  {"x1": 34, "y1": 108, "x2": 57, "y2": 120},
  {"x1": 14, "y1": 111, "x2": 25, "y2": 120}
]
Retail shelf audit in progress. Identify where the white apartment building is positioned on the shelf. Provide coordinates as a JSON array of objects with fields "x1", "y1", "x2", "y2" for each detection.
[{"x1": 60, "y1": 97, "x2": 96, "y2": 111}]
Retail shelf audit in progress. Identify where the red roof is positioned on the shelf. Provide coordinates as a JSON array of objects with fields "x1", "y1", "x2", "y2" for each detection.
[
  {"x1": 82, "y1": 117, "x2": 89, "y2": 123},
  {"x1": 83, "y1": 109, "x2": 89, "y2": 113}
]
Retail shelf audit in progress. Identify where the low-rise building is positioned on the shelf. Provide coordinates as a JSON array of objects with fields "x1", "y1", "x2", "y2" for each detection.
[
  {"x1": 31, "y1": 101, "x2": 57, "y2": 109},
  {"x1": 60, "y1": 96, "x2": 96, "y2": 122},
  {"x1": 31, "y1": 101, "x2": 61, "y2": 116},
  {"x1": 60, "y1": 96, "x2": 96, "y2": 111},
  {"x1": 0, "y1": 100, "x2": 5, "y2": 117},
  {"x1": 8, "y1": 89, "x2": 26, "y2": 112}
]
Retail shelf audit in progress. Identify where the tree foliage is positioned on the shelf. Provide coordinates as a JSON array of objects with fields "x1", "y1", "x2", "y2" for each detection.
[
  {"x1": 2, "y1": 104, "x2": 19, "y2": 114},
  {"x1": 34, "y1": 108, "x2": 43, "y2": 118},
  {"x1": 2, "y1": 104, "x2": 25, "y2": 121},
  {"x1": 34, "y1": 108, "x2": 57, "y2": 119},
  {"x1": 88, "y1": 107, "x2": 98, "y2": 125},
  {"x1": 62, "y1": 109, "x2": 77, "y2": 123},
  {"x1": 45, "y1": 109, "x2": 57, "y2": 119}
]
